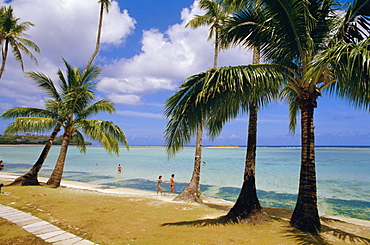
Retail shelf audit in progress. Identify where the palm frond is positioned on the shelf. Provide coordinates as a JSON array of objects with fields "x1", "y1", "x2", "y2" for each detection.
[
  {"x1": 4, "y1": 117, "x2": 58, "y2": 135},
  {"x1": 164, "y1": 73, "x2": 206, "y2": 156},
  {"x1": 324, "y1": 39, "x2": 370, "y2": 111},
  {"x1": 72, "y1": 130, "x2": 87, "y2": 154},
  {"x1": 79, "y1": 119, "x2": 129, "y2": 155},
  {"x1": 99, "y1": 0, "x2": 112, "y2": 13},
  {"x1": 77, "y1": 99, "x2": 115, "y2": 120},
  {"x1": 26, "y1": 71, "x2": 60, "y2": 100},
  {"x1": 280, "y1": 86, "x2": 300, "y2": 133},
  {"x1": 335, "y1": 0, "x2": 370, "y2": 43},
  {"x1": 1, "y1": 107, "x2": 59, "y2": 120},
  {"x1": 164, "y1": 64, "x2": 285, "y2": 156}
]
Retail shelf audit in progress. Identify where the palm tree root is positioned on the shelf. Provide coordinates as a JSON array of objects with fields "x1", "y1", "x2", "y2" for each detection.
[
  {"x1": 223, "y1": 209, "x2": 271, "y2": 225},
  {"x1": 173, "y1": 188, "x2": 202, "y2": 203},
  {"x1": 7, "y1": 174, "x2": 40, "y2": 186},
  {"x1": 290, "y1": 211, "x2": 321, "y2": 233}
]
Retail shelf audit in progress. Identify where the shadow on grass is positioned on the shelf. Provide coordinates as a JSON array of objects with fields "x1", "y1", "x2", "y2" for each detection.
[
  {"x1": 201, "y1": 202, "x2": 232, "y2": 212},
  {"x1": 162, "y1": 215, "x2": 370, "y2": 245},
  {"x1": 281, "y1": 216, "x2": 370, "y2": 245},
  {"x1": 161, "y1": 215, "x2": 232, "y2": 227},
  {"x1": 283, "y1": 226, "x2": 332, "y2": 245}
]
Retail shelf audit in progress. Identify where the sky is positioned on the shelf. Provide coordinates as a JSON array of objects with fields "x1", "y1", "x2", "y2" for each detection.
[{"x1": 0, "y1": 0, "x2": 369, "y2": 147}]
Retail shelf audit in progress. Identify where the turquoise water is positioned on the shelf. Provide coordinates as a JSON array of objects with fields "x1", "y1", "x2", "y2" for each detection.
[{"x1": 0, "y1": 145, "x2": 369, "y2": 221}]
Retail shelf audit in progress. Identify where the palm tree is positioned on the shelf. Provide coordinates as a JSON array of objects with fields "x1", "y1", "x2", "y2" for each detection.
[
  {"x1": 165, "y1": 61, "x2": 282, "y2": 223},
  {"x1": 84, "y1": 0, "x2": 112, "y2": 73},
  {"x1": 1, "y1": 60, "x2": 101, "y2": 185},
  {"x1": 170, "y1": 0, "x2": 231, "y2": 203},
  {"x1": 0, "y1": 5, "x2": 39, "y2": 78},
  {"x1": 186, "y1": 0, "x2": 230, "y2": 68},
  {"x1": 2, "y1": 61, "x2": 129, "y2": 188},
  {"x1": 211, "y1": 0, "x2": 370, "y2": 232},
  {"x1": 45, "y1": 63, "x2": 128, "y2": 188}
]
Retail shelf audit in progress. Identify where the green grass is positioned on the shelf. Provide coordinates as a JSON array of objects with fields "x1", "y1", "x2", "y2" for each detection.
[{"x1": 0, "y1": 182, "x2": 369, "y2": 245}]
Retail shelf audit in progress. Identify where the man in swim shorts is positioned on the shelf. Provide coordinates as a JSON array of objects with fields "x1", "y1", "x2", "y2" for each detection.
[{"x1": 169, "y1": 174, "x2": 177, "y2": 194}]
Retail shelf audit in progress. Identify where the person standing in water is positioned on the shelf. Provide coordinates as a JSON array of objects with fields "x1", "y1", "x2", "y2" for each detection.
[
  {"x1": 117, "y1": 164, "x2": 122, "y2": 173},
  {"x1": 156, "y1": 175, "x2": 166, "y2": 195},
  {"x1": 169, "y1": 174, "x2": 177, "y2": 194}
]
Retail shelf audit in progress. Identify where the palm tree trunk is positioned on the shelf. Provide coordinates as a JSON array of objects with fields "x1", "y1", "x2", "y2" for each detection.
[
  {"x1": 8, "y1": 125, "x2": 60, "y2": 186},
  {"x1": 290, "y1": 93, "x2": 321, "y2": 233},
  {"x1": 174, "y1": 26, "x2": 221, "y2": 203},
  {"x1": 0, "y1": 39, "x2": 9, "y2": 78},
  {"x1": 46, "y1": 132, "x2": 70, "y2": 188},
  {"x1": 173, "y1": 122, "x2": 203, "y2": 202},
  {"x1": 84, "y1": 1, "x2": 104, "y2": 74},
  {"x1": 224, "y1": 105, "x2": 269, "y2": 224},
  {"x1": 213, "y1": 32, "x2": 219, "y2": 68}
]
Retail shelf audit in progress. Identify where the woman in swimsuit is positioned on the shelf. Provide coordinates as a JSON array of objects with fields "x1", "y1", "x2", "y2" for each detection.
[{"x1": 156, "y1": 175, "x2": 166, "y2": 195}]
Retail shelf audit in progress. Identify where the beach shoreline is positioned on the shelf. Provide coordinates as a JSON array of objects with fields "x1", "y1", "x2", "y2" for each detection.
[{"x1": 1, "y1": 171, "x2": 369, "y2": 229}]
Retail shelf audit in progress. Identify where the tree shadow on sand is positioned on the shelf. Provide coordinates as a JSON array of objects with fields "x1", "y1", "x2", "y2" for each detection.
[
  {"x1": 162, "y1": 206, "x2": 370, "y2": 245},
  {"x1": 161, "y1": 215, "x2": 235, "y2": 227},
  {"x1": 283, "y1": 219, "x2": 370, "y2": 245}
]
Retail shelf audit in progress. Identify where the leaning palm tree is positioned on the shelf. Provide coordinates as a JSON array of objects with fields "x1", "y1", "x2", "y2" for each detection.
[
  {"x1": 0, "y1": 5, "x2": 39, "y2": 78},
  {"x1": 84, "y1": 0, "x2": 112, "y2": 74},
  {"x1": 3, "y1": 61, "x2": 129, "y2": 188},
  {"x1": 170, "y1": 0, "x2": 231, "y2": 203},
  {"x1": 212, "y1": 0, "x2": 370, "y2": 232},
  {"x1": 1, "y1": 60, "x2": 101, "y2": 185},
  {"x1": 44, "y1": 63, "x2": 128, "y2": 188}
]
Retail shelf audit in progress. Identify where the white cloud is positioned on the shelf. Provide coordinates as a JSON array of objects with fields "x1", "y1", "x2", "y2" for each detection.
[
  {"x1": 108, "y1": 94, "x2": 142, "y2": 106},
  {"x1": 0, "y1": 0, "x2": 135, "y2": 107},
  {"x1": 98, "y1": 1, "x2": 253, "y2": 106},
  {"x1": 9, "y1": 0, "x2": 135, "y2": 65},
  {"x1": 0, "y1": 0, "x2": 252, "y2": 116}
]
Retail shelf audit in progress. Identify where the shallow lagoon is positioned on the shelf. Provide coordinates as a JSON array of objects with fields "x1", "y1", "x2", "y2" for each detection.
[{"x1": 1, "y1": 145, "x2": 369, "y2": 220}]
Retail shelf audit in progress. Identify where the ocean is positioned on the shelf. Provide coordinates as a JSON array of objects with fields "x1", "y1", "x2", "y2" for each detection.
[{"x1": 0, "y1": 145, "x2": 369, "y2": 221}]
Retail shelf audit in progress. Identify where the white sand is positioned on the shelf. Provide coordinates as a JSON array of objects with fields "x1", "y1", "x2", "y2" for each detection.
[{"x1": 1, "y1": 171, "x2": 369, "y2": 228}]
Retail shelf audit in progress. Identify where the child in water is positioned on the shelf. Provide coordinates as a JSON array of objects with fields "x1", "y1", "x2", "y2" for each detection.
[{"x1": 156, "y1": 175, "x2": 166, "y2": 195}]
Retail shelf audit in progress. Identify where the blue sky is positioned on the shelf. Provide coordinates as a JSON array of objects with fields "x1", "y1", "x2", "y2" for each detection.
[{"x1": 0, "y1": 0, "x2": 369, "y2": 146}]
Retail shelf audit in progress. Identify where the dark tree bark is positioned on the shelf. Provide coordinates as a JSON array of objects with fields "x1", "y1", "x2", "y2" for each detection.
[
  {"x1": 46, "y1": 132, "x2": 70, "y2": 188},
  {"x1": 173, "y1": 122, "x2": 203, "y2": 203},
  {"x1": 290, "y1": 91, "x2": 321, "y2": 233},
  {"x1": 0, "y1": 39, "x2": 9, "y2": 79},
  {"x1": 7, "y1": 126, "x2": 60, "y2": 186},
  {"x1": 223, "y1": 105, "x2": 270, "y2": 224}
]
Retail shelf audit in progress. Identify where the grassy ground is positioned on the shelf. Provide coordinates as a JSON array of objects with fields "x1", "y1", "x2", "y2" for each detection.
[{"x1": 0, "y1": 181, "x2": 369, "y2": 245}]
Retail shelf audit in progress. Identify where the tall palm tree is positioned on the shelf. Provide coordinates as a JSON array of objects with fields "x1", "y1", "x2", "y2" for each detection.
[
  {"x1": 165, "y1": 63, "x2": 282, "y2": 221},
  {"x1": 212, "y1": 0, "x2": 370, "y2": 232},
  {"x1": 0, "y1": 5, "x2": 39, "y2": 78},
  {"x1": 1, "y1": 60, "x2": 101, "y2": 185},
  {"x1": 84, "y1": 0, "x2": 112, "y2": 74},
  {"x1": 186, "y1": 0, "x2": 230, "y2": 68},
  {"x1": 170, "y1": 0, "x2": 231, "y2": 203}
]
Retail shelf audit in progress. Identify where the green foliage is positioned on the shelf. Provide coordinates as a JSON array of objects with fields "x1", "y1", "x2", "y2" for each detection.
[
  {"x1": 164, "y1": 65, "x2": 282, "y2": 156},
  {"x1": 0, "y1": 5, "x2": 40, "y2": 78}
]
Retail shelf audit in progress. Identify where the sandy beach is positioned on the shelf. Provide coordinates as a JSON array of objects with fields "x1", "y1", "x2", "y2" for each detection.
[
  {"x1": 1, "y1": 172, "x2": 369, "y2": 227},
  {"x1": 1, "y1": 171, "x2": 370, "y2": 244}
]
